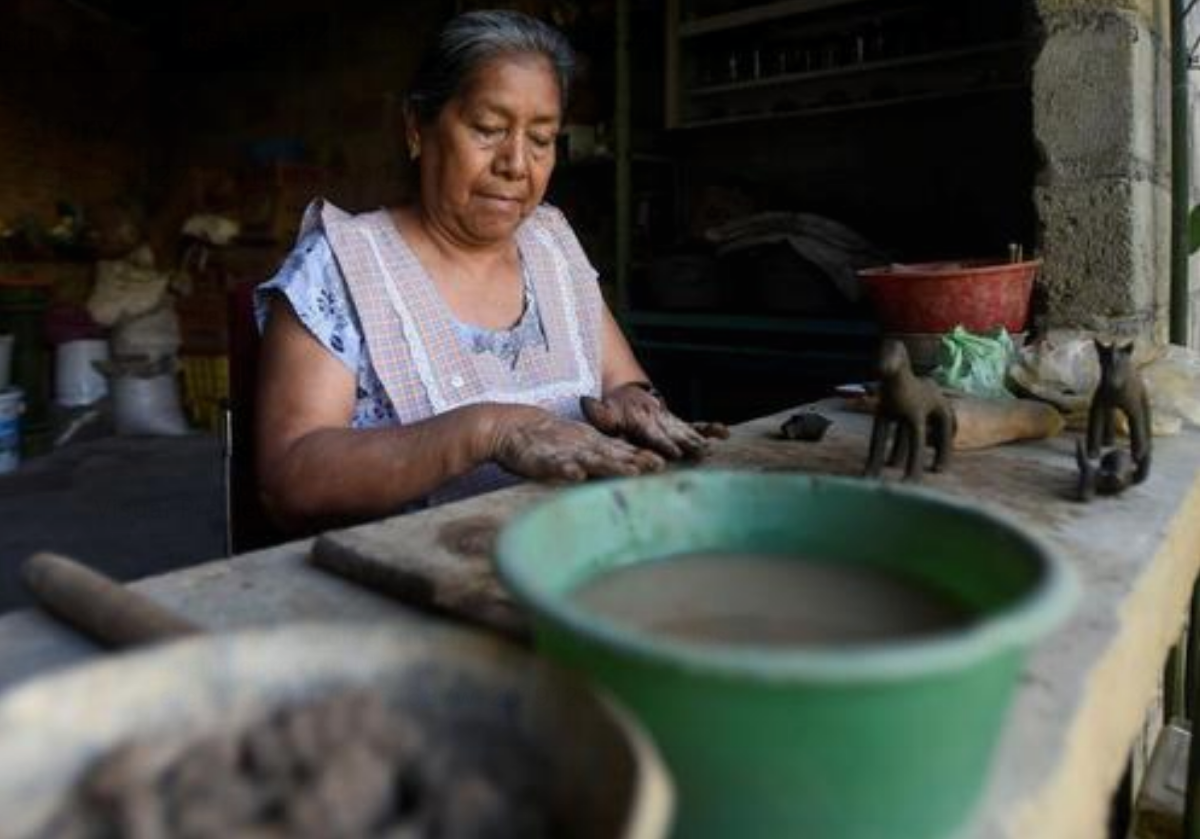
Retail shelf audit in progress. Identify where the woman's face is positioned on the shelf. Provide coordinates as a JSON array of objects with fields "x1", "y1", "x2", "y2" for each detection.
[{"x1": 415, "y1": 54, "x2": 562, "y2": 247}]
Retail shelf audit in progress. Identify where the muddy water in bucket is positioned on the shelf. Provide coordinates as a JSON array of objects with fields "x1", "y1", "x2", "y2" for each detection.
[
  {"x1": 497, "y1": 471, "x2": 1075, "y2": 839},
  {"x1": 572, "y1": 551, "x2": 973, "y2": 647}
]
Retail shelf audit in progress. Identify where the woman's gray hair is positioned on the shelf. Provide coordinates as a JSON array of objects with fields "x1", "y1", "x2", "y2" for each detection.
[{"x1": 406, "y1": 10, "x2": 575, "y2": 124}]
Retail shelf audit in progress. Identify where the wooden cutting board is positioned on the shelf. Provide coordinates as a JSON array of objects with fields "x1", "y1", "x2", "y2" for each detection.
[
  {"x1": 310, "y1": 409, "x2": 869, "y2": 640},
  {"x1": 310, "y1": 483, "x2": 553, "y2": 642}
]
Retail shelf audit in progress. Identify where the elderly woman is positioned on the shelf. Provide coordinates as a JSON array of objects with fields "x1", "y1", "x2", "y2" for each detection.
[{"x1": 255, "y1": 10, "x2": 723, "y2": 533}]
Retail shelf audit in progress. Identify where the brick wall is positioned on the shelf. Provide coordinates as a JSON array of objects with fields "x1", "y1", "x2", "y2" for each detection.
[{"x1": 0, "y1": 0, "x2": 152, "y2": 227}]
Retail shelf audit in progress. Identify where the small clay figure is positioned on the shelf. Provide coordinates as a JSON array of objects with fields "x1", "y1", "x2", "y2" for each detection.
[
  {"x1": 864, "y1": 339, "x2": 956, "y2": 482},
  {"x1": 1075, "y1": 439, "x2": 1137, "y2": 501},
  {"x1": 780, "y1": 412, "x2": 832, "y2": 442},
  {"x1": 1085, "y1": 339, "x2": 1151, "y2": 483}
]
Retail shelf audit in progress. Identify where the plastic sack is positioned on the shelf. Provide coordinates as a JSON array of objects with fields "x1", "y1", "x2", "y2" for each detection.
[
  {"x1": 95, "y1": 356, "x2": 189, "y2": 437},
  {"x1": 933, "y1": 326, "x2": 1016, "y2": 399},
  {"x1": 1009, "y1": 330, "x2": 1198, "y2": 436},
  {"x1": 181, "y1": 213, "x2": 240, "y2": 246},
  {"x1": 86, "y1": 245, "x2": 170, "y2": 327},
  {"x1": 110, "y1": 301, "x2": 181, "y2": 360},
  {"x1": 1008, "y1": 330, "x2": 1102, "y2": 413},
  {"x1": 1143, "y1": 345, "x2": 1200, "y2": 430}
]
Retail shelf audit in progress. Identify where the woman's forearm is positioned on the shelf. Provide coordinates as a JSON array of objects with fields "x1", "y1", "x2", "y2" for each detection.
[
  {"x1": 259, "y1": 404, "x2": 497, "y2": 533},
  {"x1": 259, "y1": 399, "x2": 666, "y2": 535}
]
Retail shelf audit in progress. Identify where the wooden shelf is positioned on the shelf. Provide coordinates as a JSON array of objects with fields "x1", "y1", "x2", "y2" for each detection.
[
  {"x1": 687, "y1": 40, "x2": 1025, "y2": 97},
  {"x1": 624, "y1": 309, "x2": 877, "y2": 336},
  {"x1": 675, "y1": 82, "x2": 1026, "y2": 129},
  {"x1": 679, "y1": 0, "x2": 865, "y2": 38},
  {"x1": 0, "y1": 254, "x2": 96, "y2": 265}
]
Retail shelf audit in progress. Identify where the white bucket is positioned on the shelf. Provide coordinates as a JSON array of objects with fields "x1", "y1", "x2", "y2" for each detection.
[
  {"x1": 0, "y1": 388, "x2": 23, "y2": 475},
  {"x1": 0, "y1": 334, "x2": 12, "y2": 391},
  {"x1": 111, "y1": 373, "x2": 188, "y2": 437},
  {"x1": 54, "y1": 339, "x2": 109, "y2": 407}
]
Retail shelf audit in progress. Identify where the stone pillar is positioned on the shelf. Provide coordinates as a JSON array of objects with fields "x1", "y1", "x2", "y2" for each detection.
[
  {"x1": 1032, "y1": 0, "x2": 1173, "y2": 340},
  {"x1": 1188, "y1": 9, "x2": 1200, "y2": 348}
]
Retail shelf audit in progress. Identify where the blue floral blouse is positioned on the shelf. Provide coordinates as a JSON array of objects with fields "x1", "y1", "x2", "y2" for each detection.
[{"x1": 255, "y1": 229, "x2": 548, "y2": 428}]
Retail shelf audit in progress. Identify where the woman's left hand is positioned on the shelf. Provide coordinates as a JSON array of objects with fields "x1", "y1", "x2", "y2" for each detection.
[{"x1": 581, "y1": 383, "x2": 730, "y2": 461}]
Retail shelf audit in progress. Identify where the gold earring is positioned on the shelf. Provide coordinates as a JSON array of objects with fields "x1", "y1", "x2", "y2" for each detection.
[{"x1": 408, "y1": 140, "x2": 420, "y2": 160}]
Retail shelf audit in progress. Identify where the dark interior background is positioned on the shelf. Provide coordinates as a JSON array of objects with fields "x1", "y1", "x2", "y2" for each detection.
[{"x1": 0, "y1": 0, "x2": 1038, "y2": 423}]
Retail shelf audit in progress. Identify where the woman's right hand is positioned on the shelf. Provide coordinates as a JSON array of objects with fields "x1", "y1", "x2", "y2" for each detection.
[{"x1": 484, "y1": 404, "x2": 666, "y2": 483}]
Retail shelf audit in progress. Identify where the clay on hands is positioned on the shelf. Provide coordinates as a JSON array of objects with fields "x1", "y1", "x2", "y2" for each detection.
[
  {"x1": 581, "y1": 383, "x2": 729, "y2": 461},
  {"x1": 491, "y1": 406, "x2": 665, "y2": 483}
]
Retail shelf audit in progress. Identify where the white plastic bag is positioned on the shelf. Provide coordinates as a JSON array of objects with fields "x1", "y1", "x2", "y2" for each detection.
[
  {"x1": 1142, "y1": 345, "x2": 1200, "y2": 429},
  {"x1": 87, "y1": 245, "x2": 170, "y2": 327},
  {"x1": 110, "y1": 302, "x2": 181, "y2": 360},
  {"x1": 97, "y1": 356, "x2": 189, "y2": 437},
  {"x1": 1008, "y1": 329, "x2": 1100, "y2": 412},
  {"x1": 1011, "y1": 330, "x2": 1197, "y2": 435}
]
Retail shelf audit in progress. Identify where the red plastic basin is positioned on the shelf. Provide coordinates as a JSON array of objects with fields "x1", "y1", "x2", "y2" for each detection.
[{"x1": 858, "y1": 259, "x2": 1040, "y2": 334}]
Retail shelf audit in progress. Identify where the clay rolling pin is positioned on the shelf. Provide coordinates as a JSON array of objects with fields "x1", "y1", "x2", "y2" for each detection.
[
  {"x1": 22, "y1": 551, "x2": 200, "y2": 648},
  {"x1": 843, "y1": 394, "x2": 1065, "y2": 450},
  {"x1": 948, "y1": 395, "x2": 1066, "y2": 450}
]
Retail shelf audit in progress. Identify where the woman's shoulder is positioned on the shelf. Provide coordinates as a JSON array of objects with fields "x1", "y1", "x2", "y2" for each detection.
[
  {"x1": 259, "y1": 228, "x2": 338, "y2": 299},
  {"x1": 255, "y1": 228, "x2": 346, "y2": 333},
  {"x1": 254, "y1": 227, "x2": 365, "y2": 372},
  {"x1": 292, "y1": 198, "x2": 391, "y2": 246}
]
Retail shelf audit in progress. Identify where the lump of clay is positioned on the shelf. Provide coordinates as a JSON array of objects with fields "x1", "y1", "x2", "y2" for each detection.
[{"x1": 43, "y1": 689, "x2": 553, "y2": 839}]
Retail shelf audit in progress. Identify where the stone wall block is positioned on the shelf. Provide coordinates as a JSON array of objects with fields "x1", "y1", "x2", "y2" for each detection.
[
  {"x1": 1036, "y1": 0, "x2": 1161, "y2": 18},
  {"x1": 1149, "y1": 177, "x2": 1173, "y2": 316},
  {"x1": 1189, "y1": 295, "x2": 1200, "y2": 347},
  {"x1": 1034, "y1": 8, "x2": 1164, "y2": 184},
  {"x1": 1035, "y1": 177, "x2": 1165, "y2": 328}
]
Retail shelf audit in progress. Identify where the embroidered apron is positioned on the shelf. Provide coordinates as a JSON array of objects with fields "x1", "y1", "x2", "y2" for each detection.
[{"x1": 308, "y1": 200, "x2": 603, "y2": 506}]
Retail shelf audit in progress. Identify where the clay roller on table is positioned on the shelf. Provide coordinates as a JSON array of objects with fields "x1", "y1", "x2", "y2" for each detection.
[{"x1": 22, "y1": 551, "x2": 200, "y2": 648}]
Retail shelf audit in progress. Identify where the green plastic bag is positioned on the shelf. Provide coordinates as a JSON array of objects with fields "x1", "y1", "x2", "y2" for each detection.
[{"x1": 933, "y1": 326, "x2": 1015, "y2": 398}]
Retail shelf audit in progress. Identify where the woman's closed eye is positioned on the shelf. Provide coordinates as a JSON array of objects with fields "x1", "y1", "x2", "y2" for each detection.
[
  {"x1": 529, "y1": 131, "x2": 557, "y2": 150},
  {"x1": 474, "y1": 124, "x2": 507, "y2": 143}
]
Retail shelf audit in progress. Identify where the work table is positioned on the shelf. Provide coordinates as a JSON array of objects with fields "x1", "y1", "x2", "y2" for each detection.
[{"x1": 2, "y1": 402, "x2": 1199, "y2": 838}]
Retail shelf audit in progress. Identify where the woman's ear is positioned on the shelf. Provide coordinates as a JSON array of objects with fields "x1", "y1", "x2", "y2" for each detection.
[{"x1": 402, "y1": 105, "x2": 421, "y2": 161}]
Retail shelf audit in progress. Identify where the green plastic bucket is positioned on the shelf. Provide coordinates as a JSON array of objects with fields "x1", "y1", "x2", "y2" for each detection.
[{"x1": 496, "y1": 471, "x2": 1075, "y2": 839}]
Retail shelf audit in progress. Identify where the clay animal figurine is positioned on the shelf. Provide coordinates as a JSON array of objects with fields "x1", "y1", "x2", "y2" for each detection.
[
  {"x1": 1075, "y1": 439, "x2": 1137, "y2": 501},
  {"x1": 1085, "y1": 339, "x2": 1151, "y2": 484},
  {"x1": 864, "y1": 339, "x2": 957, "y2": 482}
]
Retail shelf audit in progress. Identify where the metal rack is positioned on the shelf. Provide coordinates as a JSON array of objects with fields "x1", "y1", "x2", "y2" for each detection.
[{"x1": 665, "y1": 0, "x2": 1030, "y2": 128}]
